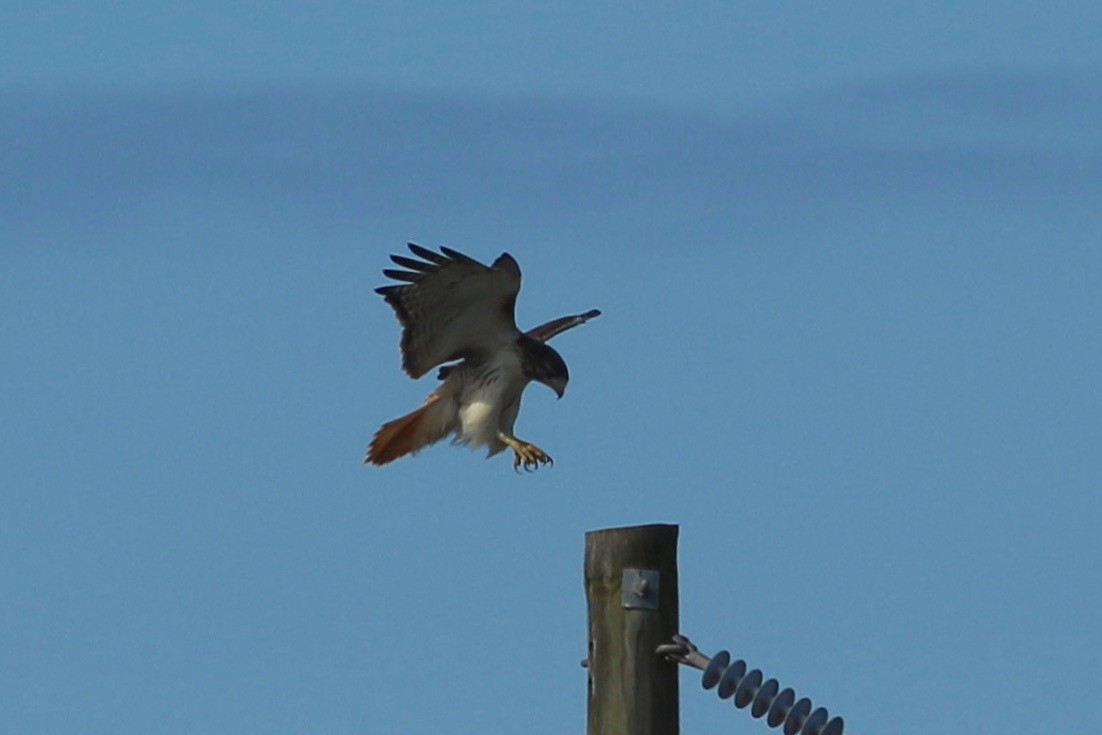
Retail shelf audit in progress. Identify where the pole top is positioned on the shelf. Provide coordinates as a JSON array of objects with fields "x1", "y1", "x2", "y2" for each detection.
[{"x1": 586, "y1": 523, "x2": 680, "y2": 538}]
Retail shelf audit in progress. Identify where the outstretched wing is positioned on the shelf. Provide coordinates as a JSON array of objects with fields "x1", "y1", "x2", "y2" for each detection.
[
  {"x1": 525, "y1": 309, "x2": 602, "y2": 343},
  {"x1": 376, "y1": 243, "x2": 522, "y2": 379},
  {"x1": 436, "y1": 308, "x2": 601, "y2": 381}
]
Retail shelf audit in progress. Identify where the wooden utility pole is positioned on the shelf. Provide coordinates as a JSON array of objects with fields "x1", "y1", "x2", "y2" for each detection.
[{"x1": 585, "y1": 524, "x2": 680, "y2": 735}]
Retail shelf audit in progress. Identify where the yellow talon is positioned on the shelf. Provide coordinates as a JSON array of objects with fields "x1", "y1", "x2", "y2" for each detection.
[{"x1": 498, "y1": 433, "x2": 554, "y2": 473}]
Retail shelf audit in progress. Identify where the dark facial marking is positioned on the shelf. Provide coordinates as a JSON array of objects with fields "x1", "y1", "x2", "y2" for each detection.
[{"x1": 518, "y1": 336, "x2": 569, "y2": 384}]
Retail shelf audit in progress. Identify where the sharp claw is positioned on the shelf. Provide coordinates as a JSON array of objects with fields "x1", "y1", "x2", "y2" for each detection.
[{"x1": 505, "y1": 438, "x2": 554, "y2": 473}]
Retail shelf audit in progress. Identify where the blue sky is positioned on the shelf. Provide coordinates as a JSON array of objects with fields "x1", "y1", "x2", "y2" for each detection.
[{"x1": 2, "y1": 3, "x2": 1101, "y2": 733}]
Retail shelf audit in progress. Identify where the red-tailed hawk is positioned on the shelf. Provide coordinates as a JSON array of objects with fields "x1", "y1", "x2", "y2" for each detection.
[{"x1": 366, "y1": 243, "x2": 600, "y2": 471}]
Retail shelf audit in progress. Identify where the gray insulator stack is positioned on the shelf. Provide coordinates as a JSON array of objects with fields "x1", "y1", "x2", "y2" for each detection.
[{"x1": 701, "y1": 650, "x2": 844, "y2": 735}]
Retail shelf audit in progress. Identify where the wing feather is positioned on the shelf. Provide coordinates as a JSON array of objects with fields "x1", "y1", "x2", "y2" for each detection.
[
  {"x1": 389, "y1": 254, "x2": 436, "y2": 272},
  {"x1": 377, "y1": 243, "x2": 522, "y2": 378},
  {"x1": 525, "y1": 309, "x2": 602, "y2": 343},
  {"x1": 381, "y1": 268, "x2": 422, "y2": 283},
  {"x1": 439, "y1": 246, "x2": 480, "y2": 264},
  {"x1": 407, "y1": 242, "x2": 450, "y2": 264}
]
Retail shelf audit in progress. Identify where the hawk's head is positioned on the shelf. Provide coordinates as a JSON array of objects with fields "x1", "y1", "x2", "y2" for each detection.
[{"x1": 519, "y1": 336, "x2": 569, "y2": 399}]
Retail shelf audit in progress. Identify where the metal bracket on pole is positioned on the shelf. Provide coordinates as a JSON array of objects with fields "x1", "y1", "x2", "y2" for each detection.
[{"x1": 621, "y1": 568, "x2": 660, "y2": 610}]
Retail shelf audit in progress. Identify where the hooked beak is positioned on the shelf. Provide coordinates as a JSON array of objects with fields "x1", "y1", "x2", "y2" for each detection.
[{"x1": 549, "y1": 378, "x2": 567, "y2": 399}]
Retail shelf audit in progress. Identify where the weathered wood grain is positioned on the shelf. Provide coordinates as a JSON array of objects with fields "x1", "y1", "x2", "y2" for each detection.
[{"x1": 585, "y1": 524, "x2": 680, "y2": 735}]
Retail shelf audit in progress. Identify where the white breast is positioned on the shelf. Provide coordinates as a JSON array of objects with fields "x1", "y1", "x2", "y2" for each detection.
[
  {"x1": 458, "y1": 398, "x2": 502, "y2": 448},
  {"x1": 454, "y1": 349, "x2": 527, "y2": 451}
]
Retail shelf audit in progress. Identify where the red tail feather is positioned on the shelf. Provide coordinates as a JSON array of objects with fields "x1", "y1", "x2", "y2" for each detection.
[{"x1": 366, "y1": 405, "x2": 429, "y2": 465}]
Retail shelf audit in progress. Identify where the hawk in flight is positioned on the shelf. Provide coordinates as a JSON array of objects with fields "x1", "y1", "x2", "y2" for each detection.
[{"x1": 366, "y1": 243, "x2": 600, "y2": 471}]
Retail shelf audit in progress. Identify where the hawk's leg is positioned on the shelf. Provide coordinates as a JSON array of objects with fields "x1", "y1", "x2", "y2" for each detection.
[{"x1": 497, "y1": 432, "x2": 553, "y2": 473}]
